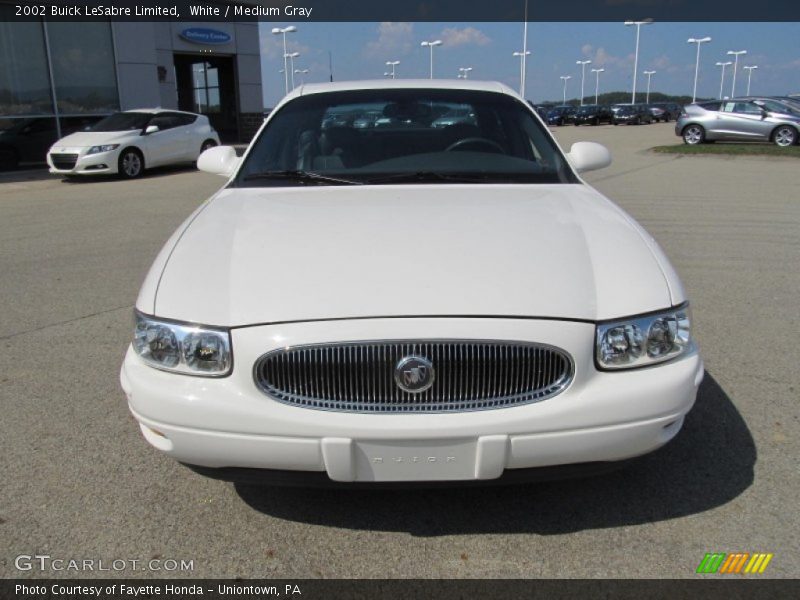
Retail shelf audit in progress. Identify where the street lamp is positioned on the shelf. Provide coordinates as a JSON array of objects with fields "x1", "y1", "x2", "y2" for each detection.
[
  {"x1": 716, "y1": 61, "x2": 732, "y2": 99},
  {"x1": 458, "y1": 67, "x2": 473, "y2": 79},
  {"x1": 727, "y1": 50, "x2": 747, "y2": 98},
  {"x1": 285, "y1": 52, "x2": 300, "y2": 89},
  {"x1": 271, "y1": 25, "x2": 297, "y2": 95},
  {"x1": 624, "y1": 19, "x2": 654, "y2": 104},
  {"x1": 421, "y1": 40, "x2": 443, "y2": 79},
  {"x1": 643, "y1": 70, "x2": 656, "y2": 103},
  {"x1": 385, "y1": 60, "x2": 400, "y2": 79},
  {"x1": 560, "y1": 75, "x2": 571, "y2": 104},
  {"x1": 576, "y1": 60, "x2": 592, "y2": 106},
  {"x1": 743, "y1": 65, "x2": 758, "y2": 95},
  {"x1": 687, "y1": 37, "x2": 712, "y2": 103},
  {"x1": 591, "y1": 68, "x2": 605, "y2": 105},
  {"x1": 514, "y1": 51, "x2": 531, "y2": 96},
  {"x1": 294, "y1": 69, "x2": 309, "y2": 85}
]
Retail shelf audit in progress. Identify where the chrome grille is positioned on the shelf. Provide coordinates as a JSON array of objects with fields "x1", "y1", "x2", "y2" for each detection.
[{"x1": 253, "y1": 341, "x2": 573, "y2": 413}]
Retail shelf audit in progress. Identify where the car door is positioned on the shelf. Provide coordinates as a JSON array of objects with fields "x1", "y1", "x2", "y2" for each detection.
[
  {"x1": 717, "y1": 101, "x2": 770, "y2": 140},
  {"x1": 170, "y1": 113, "x2": 200, "y2": 161},
  {"x1": 141, "y1": 114, "x2": 184, "y2": 166}
]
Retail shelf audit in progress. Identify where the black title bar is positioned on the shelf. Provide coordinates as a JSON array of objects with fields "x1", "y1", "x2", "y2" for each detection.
[
  {"x1": 4, "y1": 0, "x2": 800, "y2": 22},
  {"x1": 4, "y1": 579, "x2": 800, "y2": 600}
]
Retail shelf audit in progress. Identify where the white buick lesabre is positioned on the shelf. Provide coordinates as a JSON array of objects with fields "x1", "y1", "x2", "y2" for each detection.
[{"x1": 120, "y1": 80, "x2": 703, "y2": 485}]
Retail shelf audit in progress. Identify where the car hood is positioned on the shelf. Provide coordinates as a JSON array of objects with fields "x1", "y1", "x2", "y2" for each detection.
[
  {"x1": 51, "y1": 130, "x2": 140, "y2": 149},
  {"x1": 146, "y1": 184, "x2": 678, "y2": 326}
]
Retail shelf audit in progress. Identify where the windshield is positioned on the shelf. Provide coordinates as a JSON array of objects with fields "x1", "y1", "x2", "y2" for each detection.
[
  {"x1": 237, "y1": 89, "x2": 577, "y2": 186},
  {"x1": 89, "y1": 112, "x2": 150, "y2": 132}
]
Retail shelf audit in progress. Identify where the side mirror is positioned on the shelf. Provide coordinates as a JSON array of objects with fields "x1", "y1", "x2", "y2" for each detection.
[
  {"x1": 197, "y1": 145, "x2": 240, "y2": 177},
  {"x1": 566, "y1": 141, "x2": 612, "y2": 173},
  {"x1": 144, "y1": 125, "x2": 159, "y2": 135}
]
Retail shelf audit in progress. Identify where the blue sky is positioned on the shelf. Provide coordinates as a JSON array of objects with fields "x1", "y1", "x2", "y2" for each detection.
[{"x1": 258, "y1": 22, "x2": 800, "y2": 107}]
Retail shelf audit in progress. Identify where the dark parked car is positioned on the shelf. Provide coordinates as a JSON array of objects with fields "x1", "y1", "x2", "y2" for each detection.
[
  {"x1": 527, "y1": 101, "x2": 552, "y2": 119},
  {"x1": 650, "y1": 102, "x2": 683, "y2": 122},
  {"x1": 573, "y1": 104, "x2": 613, "y2": 126},
  {"x1": 0, "y1": 116, "x2": 103, "y2": 170},
  {"x1": 612, "y1": 104, "x2": 653, "y2": 125},
  {"x1": 545, "y1": 105, "x2": 576, "y2": 126},
  {"x1": 647, "y1": 105, "x2": 667, "y2": 122}
]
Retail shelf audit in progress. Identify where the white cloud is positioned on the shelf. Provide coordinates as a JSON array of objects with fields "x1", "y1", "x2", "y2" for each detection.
[
  {"x1": 365, "y1": 22, "x2": 415, "y2": 57},
  {"x1": 652, "y1": 54, "x2": 671, "y2": 70},
  {"x1": 439, "y1": 27, "x2": 491, "y2": 48}
]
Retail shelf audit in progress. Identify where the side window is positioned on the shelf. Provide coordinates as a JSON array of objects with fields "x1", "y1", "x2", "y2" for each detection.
[
  {"x1": 700, "y1": 101, "x2": 721, "y2": 111},
  {"x1": 149, "y1": 114, "x2": 177, "y2": 131},
  {"x1": 732, "y1": 102, "x2": 761, "y2": 115},
  {"x1": 173, "y1": 113, "x2": 197, "y2": 127}
]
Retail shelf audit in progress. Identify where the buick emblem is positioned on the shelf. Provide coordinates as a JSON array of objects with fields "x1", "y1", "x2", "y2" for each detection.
[{"x1": 394, "y1": 356, "x2": 435, "y2": 393}]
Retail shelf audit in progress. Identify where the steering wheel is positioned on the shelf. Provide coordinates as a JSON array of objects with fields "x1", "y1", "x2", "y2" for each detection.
[{"x1": 445, "y1": 137, "x2": 505, "y2": 153}]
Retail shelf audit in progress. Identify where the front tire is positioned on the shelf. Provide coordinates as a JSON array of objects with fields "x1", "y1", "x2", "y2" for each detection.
[
  {"x1": 772, "y1": 125, "x2": 798, "y2": 147},
  {"x1": 682, "y1": 124, "x2": 705, "y2": 145},
  {"x1": 118, "y1": 148, "x2": 144, "y2": 179},
  {"x1": 200, "y1": 139, "x2": 217, "y2": 154}
]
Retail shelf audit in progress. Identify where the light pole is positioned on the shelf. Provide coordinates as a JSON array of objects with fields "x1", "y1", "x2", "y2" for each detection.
[
  {"x1": 716, "y1": 61, "x2": 732, "y2": 99},
  {"x1": 421, "y1": 40, "x2": 443, "y2": 79},
  {"x1": 521, "y1": 0, "x2": 529, "y2": 98},
  {"x1": 385, "y1": 60, "x2": 400, "y2": 79},
  {"x1": 576, "y1": 60, "x2": 591, "y2": 105},
  {"x1": 643, "y1": 70, "x2": 656, "y2": 103},
  {"x1": 458, "y1": 67, "x2": 473, "y2": 79},
  {"x1": 591, "y1": 68, "x2": 604, "y2": 104},
  {"x1": 514, "y1": 51, "x2": 531, "y2": 96},
  {"x1": 624, "y1": 19, "x2": 653, "y2": 104},
  {"x1": 271, "y1": 26, "x2": 297, "y2": 96},
  {"x1": 727, "y1": 50, "x2": 747, "y2": 98},
  {"x1": 687, "y1": 37, "x2": 711, "y2": 103},
  {"x1": 294, "y1": 69, "x2": 309, "y2": 85},
  {"x1": 743, "y1": 65, "x2": 758, "y2": 95},
  {"x1": 560, "y1": 75, "x2": 571, "y2": 104},
  {"x1": 286, "y1": 52, "x2": 300, "y2": 89}
]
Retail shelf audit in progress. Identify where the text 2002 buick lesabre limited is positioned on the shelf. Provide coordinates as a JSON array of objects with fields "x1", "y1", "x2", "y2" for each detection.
[{"x1": 120, "y1": 80, "x2": 703, "y2": 485}]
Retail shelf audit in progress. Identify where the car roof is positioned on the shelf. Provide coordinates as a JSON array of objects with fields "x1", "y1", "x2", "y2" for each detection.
[
  {"x1": 121, "y1": 108, "x2": 201, "y2": 116},
  {"x1": 286, "y1": 79, "x2": 519, "y2": 100}
]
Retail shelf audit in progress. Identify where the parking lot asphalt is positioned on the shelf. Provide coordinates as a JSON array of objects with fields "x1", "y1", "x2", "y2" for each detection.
[{"x1": 1, "y1": 122, "x2": 798, "y2": 578}]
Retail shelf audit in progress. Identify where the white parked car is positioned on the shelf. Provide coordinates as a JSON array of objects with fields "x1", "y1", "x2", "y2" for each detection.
[
  {"x1": 47, "y1": 109, "x2": 219, "y2": 178},
  {"x1": 120, "y1": 80, "x2": 703, "y2": 486}
]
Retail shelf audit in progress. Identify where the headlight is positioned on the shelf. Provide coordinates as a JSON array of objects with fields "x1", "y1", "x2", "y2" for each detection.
[
  {"x1": 86, "y1": 144, "x2": 119, "y2": 155},
  {"x1": 596, "y1": 305, "x2": 692, "y2": 370},
  {"x1": 133, "y1": 312, "x2": 232, "y2": 376}
]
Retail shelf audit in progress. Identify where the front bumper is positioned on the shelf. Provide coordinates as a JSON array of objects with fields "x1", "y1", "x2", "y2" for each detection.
[
  {"x1": 120, "y1": 317, "x2": 703, "y2": 483},
  {"x1": 47, "y1": 147, "x2": 118, "y2": 175}
]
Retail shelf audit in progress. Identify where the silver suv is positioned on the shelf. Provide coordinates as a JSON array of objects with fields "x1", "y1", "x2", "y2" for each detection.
[{"x1": 676, "y1": 99, "x2": 800, "y2": 146}]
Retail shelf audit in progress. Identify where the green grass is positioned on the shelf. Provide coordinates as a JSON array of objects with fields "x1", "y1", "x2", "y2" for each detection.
[{"x1": 652, "y1": 143, "x2": 800, "y2": 157}]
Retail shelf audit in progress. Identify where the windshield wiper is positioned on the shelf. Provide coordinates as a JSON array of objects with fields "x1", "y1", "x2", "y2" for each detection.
[
  {"x1": 364, "y1": 171, "x2": 498, "y2": 184},
  {"x1": 242, "y1": 170, "x2": 363, "y2": 186}
]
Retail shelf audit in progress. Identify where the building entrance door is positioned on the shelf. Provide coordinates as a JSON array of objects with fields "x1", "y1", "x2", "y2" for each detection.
[{"x1": 174, "y1": 54, "x2": 238, "y2": 142}]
